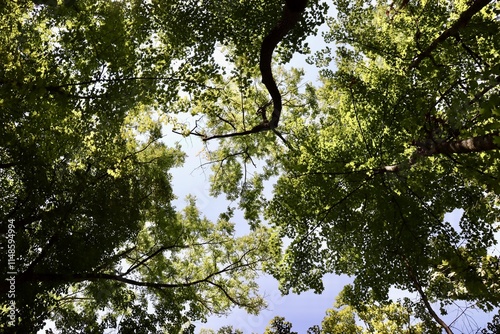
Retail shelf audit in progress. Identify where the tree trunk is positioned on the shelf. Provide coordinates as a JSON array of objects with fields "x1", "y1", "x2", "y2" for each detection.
[
  {"x1": 377, "y1": 133, "x2": 498, "y2": 174},
  {"x1": 419, "y1": 132, "x2": 499, "y2": 156}
]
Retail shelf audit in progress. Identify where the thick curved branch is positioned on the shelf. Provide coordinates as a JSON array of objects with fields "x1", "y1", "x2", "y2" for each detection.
[
  {"x1": 203, "y1": 0, "x2": 308, "y2": 141},
  {"x1": 260, "y1": 0, "x2": 308, "y2": 128}
]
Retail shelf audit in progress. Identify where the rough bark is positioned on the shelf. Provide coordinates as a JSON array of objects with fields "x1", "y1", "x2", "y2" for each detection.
[
  {"x1": 417, "y1": 132, "x2": 499, "y2": 156},
  {"x1": 377, "y1": 133, "x2": 499, "y2": 174}
]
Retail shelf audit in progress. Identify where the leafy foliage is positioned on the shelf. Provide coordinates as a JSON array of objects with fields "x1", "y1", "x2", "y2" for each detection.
[
  {"x1": 1, "y1": 0, "x2": 499, "y2": 332},
  {"x1": 482, "y1": 309, "x2": 500, "y2": 334},
  {"x1": 209, "y1": 296, "x2": 441, "y2": 334},
  {"x1": 321, "y1": 294, "x2": 441, "y2": 334},
  {"x1": 264, "y1": 316, "x2": 298, "y2": 334},
  {"x1": 0, "y1": 0, "x2": 328, "y2": 331},
  {"x1": 196, "y1": 0, "x2": 500, "y2": 331}
]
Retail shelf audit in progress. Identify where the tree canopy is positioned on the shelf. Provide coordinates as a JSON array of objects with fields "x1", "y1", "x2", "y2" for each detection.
[
  {"x1": 1, "y1": 0, "x2": 499, "y2": 333},
  {"x1": 191, "y1": 0, "x2": 500, "y2": 332},
  {"x1": 0, "y1": 0, "x2": 325, "y2": 332},
  {"x1": 212, "y1": 296, "x2": 442, "y2": 334}
]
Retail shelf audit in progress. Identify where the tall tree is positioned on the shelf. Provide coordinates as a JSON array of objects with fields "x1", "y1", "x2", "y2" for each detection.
[
  {"x1": 193, "y1": 0, "x2": 500, "y2": 331},
  {"x1": 0, "y1": 0, "x2": 327, "y2": 332},
  {"x1": 319, "y1": 294, "x2": 441, "y2": 334}
]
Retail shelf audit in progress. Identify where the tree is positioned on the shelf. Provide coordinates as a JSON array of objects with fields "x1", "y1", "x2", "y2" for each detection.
[
  {"x1": 209, "y1": 296, "x2": 439, "y2": 334},
  {"x1": 263, "y1": 297, "x2": 440, "y2": 334},
  {"x1": 320, "y1": 294, "x2": 441, "y2": 334},
  {"x1": 193, "y1": 0, "x2": 500, "y2": 331},
  {"x1": 0, "y1": 0, "x2": 328, "y2": 332},
  {"x1": 482, "y1": 309, "x2": 500, "y2": 334},
  {"x1": 199, "y1": 326, "x2": 244, "y2": 334},
  {"x1": 264, "y1": 316, "x2": 298, "y2": 334},
  {"x1": 319, "y1": 305, "x2": 362, "y2": 334}
]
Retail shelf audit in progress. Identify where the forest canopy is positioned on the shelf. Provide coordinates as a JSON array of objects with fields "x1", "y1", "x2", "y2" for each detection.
[{"x1": 0, "y1": 0, "x2": 499, "y2": 333}]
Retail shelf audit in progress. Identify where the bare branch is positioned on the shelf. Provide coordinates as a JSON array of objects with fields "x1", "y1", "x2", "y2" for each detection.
[
  {"x1": 203, "y1": 122, "x2": 274, "y2": 141},
  {"x1": 405, "y1": 260, "x2": 454, "y2": 334}
]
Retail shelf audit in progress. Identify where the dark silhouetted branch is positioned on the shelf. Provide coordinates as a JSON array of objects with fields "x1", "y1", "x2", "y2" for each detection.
[{"x1": 410, "y1": 0, "x2": 493, "y2": 68}]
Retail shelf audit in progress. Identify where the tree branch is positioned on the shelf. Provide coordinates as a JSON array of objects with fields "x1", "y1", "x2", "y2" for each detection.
[
  {"x1": 0, "y1": 162, "x2": 17, "y2": 169},
  {"x1": 202, "y1": 123, "x2": 273, "y2": 141},
  {"x1": 417, "y1": 132, "x2": 499, "y2": 155},
  {"x1": 405, "y1": 261, "x2": 454, "y2": 334},
  {"x1": 122, "y1": 244, "x2": 186, "y2": 276},
  {"x1": 376, "y1": 132, "x2": 499, "y2": 174},
  {"x1": 122, "y1": 239, "x2": 226, "y2": 276},
  {"x1": 410, "y1": 0, "x2": 493, "y2": 68},
  {"x1": 260, "y1": 0, "x2": 308, "y2": 128},
  {"x1": 203, "y1": 0, "x2": 308, "y2": 141}
]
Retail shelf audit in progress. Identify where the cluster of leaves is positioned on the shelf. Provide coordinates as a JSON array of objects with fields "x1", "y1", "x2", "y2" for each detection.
[{"x1": 1, "y1": 0, "x2": 499, "y2": 331}]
